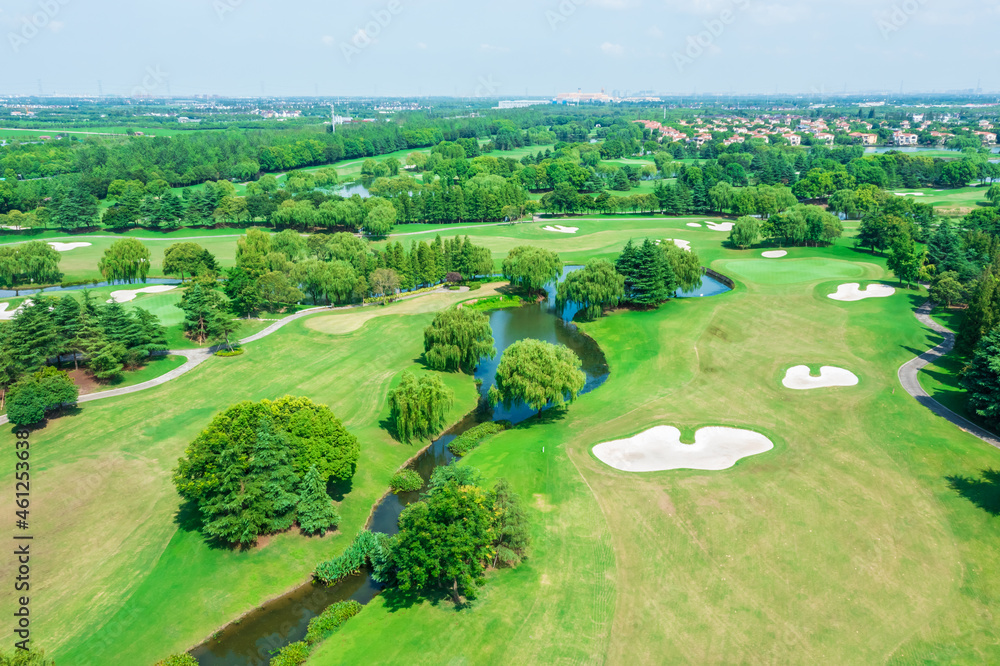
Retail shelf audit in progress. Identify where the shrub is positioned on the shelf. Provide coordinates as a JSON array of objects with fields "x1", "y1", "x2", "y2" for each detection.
[
  {"x1": 215, "y1": 348, "x2": 245, "y2": 357},
  {"x1": 314, "y1": 530, "x2": 393, "y2": 585},
  {"x1": 390, "y1": 469, "x2": 423, "y2": 493},
  {"x1": 447, "y1": 421, "x2": 510, "y2": 456},
  {"x1": 154, "y1": 655, "x2": 198, "y2": 666},
  {"x1": 305, "y1": 600, "x2": 363, "y2": 644},
  {"x1": 7, "y1": 366, "x2": 79, "y2": 426},
  {"x1": 0, "y1": 648, "x2": 56, "y2": 665},
  {"x1": 387, "y1": 371, "x2": 453, "y2": 442},
  {"x1": 268, "y1": 641, "x2": 310, "y2": 666}
]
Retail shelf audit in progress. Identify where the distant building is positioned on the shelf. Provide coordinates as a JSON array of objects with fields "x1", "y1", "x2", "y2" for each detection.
[
  {"x1": 496, "y1": 100, "x2": 550, "y2": 109},
  {"x1": 177, "y1": 117, "x2": 202, "y2": 124},
  {"x1": 976, "y1": 131, "x2": 998, "y2": 144},
  {"x1": 849, "y1": 132, "x2": 878, "y2": 146},
  {"x1": 553, "y1": 90, "x2": 615, "y2": 104},
  {"x1": 814, "y1": 133, "x2": 835, "y2": 145},
  {"x1": 783, "y1": 133, "x2": 801, "y2": 146},
  {"x1": 911, "y1": 113, "x2": 924, "y2": 123},
  {"x1": 894, "y1": 131, "x2": 918, "y2": 146}
]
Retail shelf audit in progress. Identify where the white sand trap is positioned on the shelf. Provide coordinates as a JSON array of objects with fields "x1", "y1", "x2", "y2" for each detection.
[
  {"x1": 0, "y1": 300, "x2": 32, "y2": 321},
  {"x1": 706, "y1": 221, "x2": 734, "y2": 232},
  {"x1": 662, "y1": 239, "x2": 691, "y2": 252},
  {"x1": 107, "y1": 285, "x2": 177, "y2": 303},
  {"x1": 686, "y1": 222, "x2": 702, "y2": 227},
  {"x1": 48, "y1": 241, "x2": 92, "y2": 252},
  {"x1": 541, "y1": 225, "x2": 578, "y2": 234},
  {"x1": 828, "y1": 283, "x2": 895, "y2": 302},
  {"x1": 593, "y1": 426, "x2": 773, "y2": 472},
  {"x1": 782, "y1": 365, "x2": 859, "y2": 390},
  {"x1": 762, "y1": 250, "x2": 787, "y2": 258},
  {"x1": 893, "y1": 192, "x2": 925, "y2": 196}
]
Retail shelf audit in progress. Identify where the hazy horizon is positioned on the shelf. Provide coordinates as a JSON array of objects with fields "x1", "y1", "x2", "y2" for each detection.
[{"x1": 2, "y1": 0, "x2": 997, "y2": 98}]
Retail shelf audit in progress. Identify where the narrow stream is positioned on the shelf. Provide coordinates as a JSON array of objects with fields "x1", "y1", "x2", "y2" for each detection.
[{"x1": 190, "y1": 267, "x2": 728, "y2": 665}]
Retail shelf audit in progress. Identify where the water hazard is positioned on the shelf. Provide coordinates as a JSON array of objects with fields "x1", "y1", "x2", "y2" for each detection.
[{"x1": 190, "y1": 265, "x2": 725, "y2": 664}]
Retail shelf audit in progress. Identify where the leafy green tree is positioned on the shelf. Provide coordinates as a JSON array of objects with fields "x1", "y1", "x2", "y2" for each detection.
[
  {"x1": 257, "y1": 270, "x2": 304, "y2": 310},
  {"x1": 51, "y1": 294, "x2": 81, "y2": 366},
  {"x1": 18, "y1": 241, "x2": 61, "y2": 287},
  {"x1": 729, "y1": 216, "x2": 761, "y2": 249},
  {"x1": 929, "y1": 271, "x2": 965, "y2": 307},
  {"x1": 488, "y1": 339, "x2": 585, "y2": 413},
  {"x1": 423, "y1": 308, "x2": 495, "y2": 372},
  {"x1": 886, "y1": 232, "x2": 923, "y2": 287},
  {"x1": 392, "y1": 479, "x2": 495, "y2": 604},
  {"x1": 297, "y1": 465, "x2": 341, "y2": 536},
  {"x1": 224, "y1": 266, "x2": 265, "y2": 318},
  {"x1": 555, "y1": 259, "x2": 625, "y2": 321},
  {"x1": 177, "y1": 284, "x2": 226, "y2": 343},
  {"x1": 662, "y1": 241, "x2": 702, "y2": 292},
  {"x1": 0, "y1": 648, "x2": 56, "y2": 665},
  {"x1": 201, "y1": 417, "x2": 300, "y2": 545},
  {"x1": 962, "y1": 326, "x2": 1000, "y2": 427},
  {"x1": 98, "y1": 238, "x2": 151, "y2": 283},
  {"x1": 5, "y1": 298, "x2": 58, "y2": 374},
  {"x1": 616, "y1": 239, "x2": 675, "y2": 306},
  {"x1": 959, "y1": 271, "x2": 1000, "y2": 352},
  {"x1": 388, "y1": 371, "x2": 454, "y2": 442},
  {"x1": 390, "y1": 469, "x2": 423, "y2": 493},
  {"x1": 7, "y1": 366, "x2": 79, "y2": 426},
  {"x1": 365, "y1": 199, "x2": 397, "y2": 236},
  {"x1": 491, "y1": 478, "x2": 530, "y2": 568},
  {"x1": 502, "y1": 246, "x2": 562, "y2": 294},
  {"x1": 163, "y1": 242, "x2": 216, "y2": 280}
]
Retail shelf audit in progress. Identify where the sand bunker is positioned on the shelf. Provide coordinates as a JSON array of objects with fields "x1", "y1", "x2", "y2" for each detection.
[
  {"x1": 660, "y1": 239, "x2": 691, "y2": 252},
  {"x1": 686, "y1": 222, "x2": 702, "y2": 228},
  {"x1": 48, "y1": 242, "x2": 92, "y2": 252},
  {"x1": 762, "y1": 250, "x2": 787, "y2": 258},
  {"x1": 828, "y1": 283, "x2": 895, "y2": 302},
  {"x1": 893, "y1": 192, "x2": 925, "y2": 197},
  {"x1": 706, "y1": 221, "x2": 734, "y2": 232},
  {"x1": 0, "y1": 300, "x2": 32, "y2": 321},
  {"x1": 782, "y1": 365, "x2": 859, "y2": 390},
  {"x1": 592, "y1": 426, "x2": 773, "y2": 472},
  {"x1": 107, "y1": 285, "x2": 177, "y2": 303},
  {"x1": 542, "y1": 225, "x2": 578, "y2": 234}
]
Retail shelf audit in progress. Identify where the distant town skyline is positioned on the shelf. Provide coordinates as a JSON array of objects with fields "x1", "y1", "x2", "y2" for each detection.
[{"x1": 2, "y1": 0, "x2": 997, "y2": 98}]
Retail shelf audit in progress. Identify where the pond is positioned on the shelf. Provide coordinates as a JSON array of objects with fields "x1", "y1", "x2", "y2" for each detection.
[
  {"x1": 675, "y1": 274, "x2": 732, "y2": 299},
  {"x1": 189, "y1": 265, "x2": 728, "y2": 664},
  {"x1": 330, "y1": 181, "x2": 371, "y2": 198},
  {"x1": 0, "y1": 277, "x2": 182, "y2": 299}
]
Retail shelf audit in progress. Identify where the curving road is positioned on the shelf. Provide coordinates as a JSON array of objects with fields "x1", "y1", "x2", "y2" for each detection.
[{"x1": 897, "y1": 300, "x2": 1000, "y2": 450}]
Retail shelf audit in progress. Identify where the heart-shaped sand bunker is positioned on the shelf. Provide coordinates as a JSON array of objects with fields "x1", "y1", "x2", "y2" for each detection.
[
  {"x1": 782, "y1": 365, "x2": 859, "y2": 390},
  {"x1": 592, "y1": 426, "x2": 773, "y2": 472}
]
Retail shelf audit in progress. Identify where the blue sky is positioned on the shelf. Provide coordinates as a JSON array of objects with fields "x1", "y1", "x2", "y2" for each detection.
[{"x1": 1, "y1": 0, "x2": 997, "y2": 97}]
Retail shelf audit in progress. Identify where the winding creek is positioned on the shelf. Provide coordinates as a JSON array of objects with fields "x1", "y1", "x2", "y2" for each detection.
[{"x1": 190, "y1": 268, "x2": 730, "y2": 665}]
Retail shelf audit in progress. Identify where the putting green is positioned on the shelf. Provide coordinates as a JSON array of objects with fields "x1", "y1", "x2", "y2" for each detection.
[{"x1": 717, "y1": 257, "x2": 867, "y2": 285}]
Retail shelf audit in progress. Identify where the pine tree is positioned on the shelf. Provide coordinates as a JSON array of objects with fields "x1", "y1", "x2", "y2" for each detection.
[
  {"x1": 297, "y1": 465, "x2": 341, "y2": 536},
  {"x1": 491, "y1": 478, "x2": 530, "y2": 568},
  {"x1": 51, "y1": 296, "x2": 81, "y2": 365}
]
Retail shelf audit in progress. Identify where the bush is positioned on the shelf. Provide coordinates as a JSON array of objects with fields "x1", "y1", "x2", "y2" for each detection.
[
  {"x1": 0, "y1": 648, "x2": 55, "y2": 665},
  {"x1": 268, "y1": 641, "x2": 310, "y2": 666},
  {"x1": 215, "y1": 348, "x2": 245, "y2": 357},
  {"x1": 314, "y1": 530, "x2": 393, "y2": 585},
  {"x1": 448, "y1": 421, "x2": 510, "y2": 456},
  {"x1": 390, "y1": 469, "x2": 423, "y2": 493},
  {"x1": 7, "y1": 366, "x2": 79, "y2": 426},
  {"x1": 305, "y1": 600, "x2": 363, "y2": 644},
  {"x1": 154, "y1": 655, "x2": 198, "y2": 666}
]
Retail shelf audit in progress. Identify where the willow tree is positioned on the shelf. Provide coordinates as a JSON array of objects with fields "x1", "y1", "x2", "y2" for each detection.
[
  {"x1": 502, "y1": 246, "x2": 562, "y2": 294},
  {"x1": 424, "y1": 308, "x2": 496, "y2": 372},
  {"x1": 98, "y1": 238, "x2": 151, "y2": 284},
  {"x1": 729, "y1": 216, "x2": 761, "y2": 249},
  {"x1": 388, "y1": 371, "x2": 454, "y2": 442},
  {"x1": 661, "y1": 241, "x2": 703, "y2": 292},
  {"x1": 555, "y1": 260, "x2": 625, "y2": 321},
  {"x1": 488, "y1": 339, "x2": 585, "y2": 413}
]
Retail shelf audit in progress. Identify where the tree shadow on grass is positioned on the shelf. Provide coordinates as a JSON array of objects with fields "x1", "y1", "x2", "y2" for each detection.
[
  {"x1": 947, "y1": 469, "x2": 1000, "y2": 516},
  {"x1": 327, "y1": 476, "x2": 354, "y2": 502},
  {"x1": 380, "y1": 584, "x2": 472, "y2": 613}
]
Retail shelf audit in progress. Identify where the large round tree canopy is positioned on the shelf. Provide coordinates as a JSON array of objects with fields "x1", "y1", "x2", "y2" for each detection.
[
  {"x1": 502, "y1": 246, "x2": 562, "y2": 293},
  {"x1": 174, "y1": 395, "x2": 360, "y2": 501}
]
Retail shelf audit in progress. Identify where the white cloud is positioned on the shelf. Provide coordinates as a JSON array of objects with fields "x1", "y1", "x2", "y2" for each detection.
[{"x1": 600, "y1": 42, "x2": 625, "y2": 56}]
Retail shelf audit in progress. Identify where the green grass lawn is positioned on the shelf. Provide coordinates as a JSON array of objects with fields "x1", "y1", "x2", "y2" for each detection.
[
  {"x1": 10, "y1": 224, "x2": 1000, "y2": 664},
  {"x1": 312, "y1": 244, "x2": 1000, "y2": 665},
  {"x1": 889, "y1": 185, "x2": 994, "y2": 216}
]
